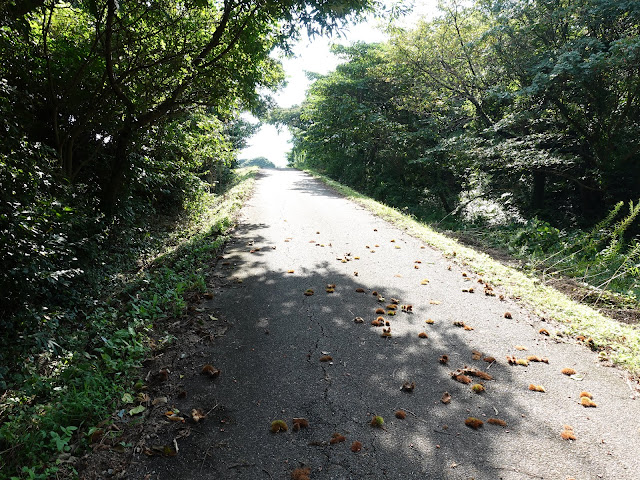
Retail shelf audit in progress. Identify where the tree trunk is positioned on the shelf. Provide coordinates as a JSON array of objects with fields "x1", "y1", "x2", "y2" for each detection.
[
  {"x1": 102, "y1": 125, "x2": 133, "y2": 215},
  {"x1": 531, "y1": 171, "x2": 546, "y2": 211}
]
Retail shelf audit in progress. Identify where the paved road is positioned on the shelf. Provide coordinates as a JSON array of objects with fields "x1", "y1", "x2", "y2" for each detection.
[{"x1": 133, "y1": 169, "x2": 640, "y2": 479}]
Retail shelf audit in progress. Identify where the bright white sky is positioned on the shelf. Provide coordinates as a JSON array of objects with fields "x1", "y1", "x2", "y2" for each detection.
[{"x1": 239, "y1": 0, "x2": 440, "y2": 167}]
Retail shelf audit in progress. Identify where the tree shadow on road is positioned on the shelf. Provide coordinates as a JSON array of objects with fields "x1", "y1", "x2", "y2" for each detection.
[{"x1": 127, "y1": 180, "x2": 612, "y2": 480}]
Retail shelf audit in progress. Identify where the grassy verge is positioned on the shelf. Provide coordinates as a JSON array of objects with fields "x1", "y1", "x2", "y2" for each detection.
[
  {"x1": 308, "y1": 170, "x2": 640, "y2": 376},
  {"x1": 0, "y1": 168, "x2": 257, "y2": 480}
]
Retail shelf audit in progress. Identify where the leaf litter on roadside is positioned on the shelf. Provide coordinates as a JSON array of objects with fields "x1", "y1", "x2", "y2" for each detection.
[
  {"x1": 291, "y1": 467, "x2": 311, "y2": 480},
  {"x1": 191, "y1": 408, "x2": 206, "y2": 422},
  {"x1": 201, "y1": 364, "x2": 220, "y2": 378},
  {"x1": 292, "y1": 418, "x2": 309, "y2": 431}
]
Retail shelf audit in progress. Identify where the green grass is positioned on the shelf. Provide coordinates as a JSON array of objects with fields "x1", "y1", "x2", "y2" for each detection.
[
  {"x1": 0, "y1": 168, "x2": 257, "y2": 480},
  {"x1": 308, "y1": 170, "x2": 640, "y2": 376}
]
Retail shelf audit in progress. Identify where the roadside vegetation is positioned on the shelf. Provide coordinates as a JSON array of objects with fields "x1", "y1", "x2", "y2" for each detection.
[
  {"x1": 0, "y1": 165, "x2": 257, "y2": 479},
  {"x1": 239, "y1": 156, "x2": 278, "y2": 169},
  {"x1": 274, "y1": 0, "x2": 640, "y2": 306},
  {"x1": 0, "y1": 1, "x2": 381, "y2": 478}
]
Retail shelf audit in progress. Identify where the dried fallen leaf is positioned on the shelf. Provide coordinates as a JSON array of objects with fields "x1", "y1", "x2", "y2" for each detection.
[
  {"x1": 425, "y1": 318, "x2": 435, "y2": 324},
  {"x1": 191, "y1": 408, "x2": 206, "y2": 422},
  {"x1": 401, "y1": 304, "x2": 413, "y2": 313},
  {"x1": 453, "y1": 320, "x2": 474, "y2": 330},
  {"x1": 350, "y1": 441, "x2": 362, "y2": 452},
  {"x1": 472, "y1": 350, "x2": 482, "y2": 360},
  {"x1": 201, "y1": 365, "x2": 221, "y2": 378},
  {"x1": 319, "y1": 355, "x2": 333, "y2": 362},
  {"x1": 292, "y1": 418, "x2": 309, "y2": 431},
  {"x1": 580, "y1": 391, "x2": 592, "y2": 399},
  {"x1": 418, "y1": 332, "x2": 428, "y2": 339},
  {"x1": 507, "y1": 356, "x2": 528, "y2": 366},
  {"x1": 539, "y1": 328, "x2": 550, "y2": 336},
  {"x1": 504, "y1": 311, "x2": 512, "y2": 319},
  {"x1": 528, "y1": 384, "x2": 546, "y2": 393},
  {"x1": 466, "y1": 368, "x2": 493, "y2": 380},
  {"x1": 148, "y1": 445, "x2": 177, "y2": 457},
  {"x1": 561, "y1": 368, "x2": 577, "y2": 376},
  {"x1": 330, "y1": 433, "x2": 346, "y2": 444},
  {"x1": 439, "y1": 354, "x2": 449, "y2": 365},
  {"x1": 291, "y1": 467, "x2": 311, "y2": 480},
  {"x1": 527, "y1": 355, "x2": 549, "y2": 363},
  {"x1": 514, "y1": 345, "x2": 528, "y2": 351},
  {"x1": 381, "y1": 327, "x2": 392, "y2": 337},
  {"x1": 304, "y1": 289, "x2": 314, "y2": 296},
  {"x1": 561, "y1": 425, "x2": 576, "y2": 440},
  {"x1": 453, "y1": 374, "x2": 472, "y2": 384},
  {"x1": 287, "y1": 270, "x2": 295, "y2": 274},
  {"x1": 354, "y1": 317, "x2": 364, "y2": 324},
  {"x1": 429, "y1": 300, "x2": 441, "y2": 305},
  {"x1": 401, "y1": 381, "x2": 415, "y2": 392},
  {"x1": 580, "y1": 396, "x2": 597, "y2": 407},
  {"x1": 375, "y1": 307, "x2": 385, "y2": 314},
  {"x1": 355, "y1": 288, "x2": 366, "y2": 293},
  {"x1": 483, "y1": 356, "x2": 496, "y2": 363},
  {"x1": 465, "y1": 417, "x2": 483, "y2": 429},
  {"x1": 165, "y1": 414, "x2": 185, "y2": 423},
  {"x1": 488, "y1": 418, "x2": 507, "y2": 427},
  {"x1": 441, "y1": 392, "x2": 451, "y2": 404},
  {"x1": 395, "y1": 410, "x2": 407, "y2": 419}
]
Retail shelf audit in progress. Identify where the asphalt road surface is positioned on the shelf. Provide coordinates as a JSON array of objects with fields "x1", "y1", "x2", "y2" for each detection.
[{"x1": 132, "y1": 169, "x2": 640, "y2": 480}]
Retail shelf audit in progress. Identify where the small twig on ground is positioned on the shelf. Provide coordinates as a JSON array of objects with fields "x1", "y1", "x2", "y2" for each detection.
[
  {"x1": 228, "y1": 462, "x2": 254, "y2": 469},
  {"x1": 205, "y1": 402, "x2": 220, "y2": 417},
  {"x1": 199, "y1": 445, "x2": 213, "y2": 472}
]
